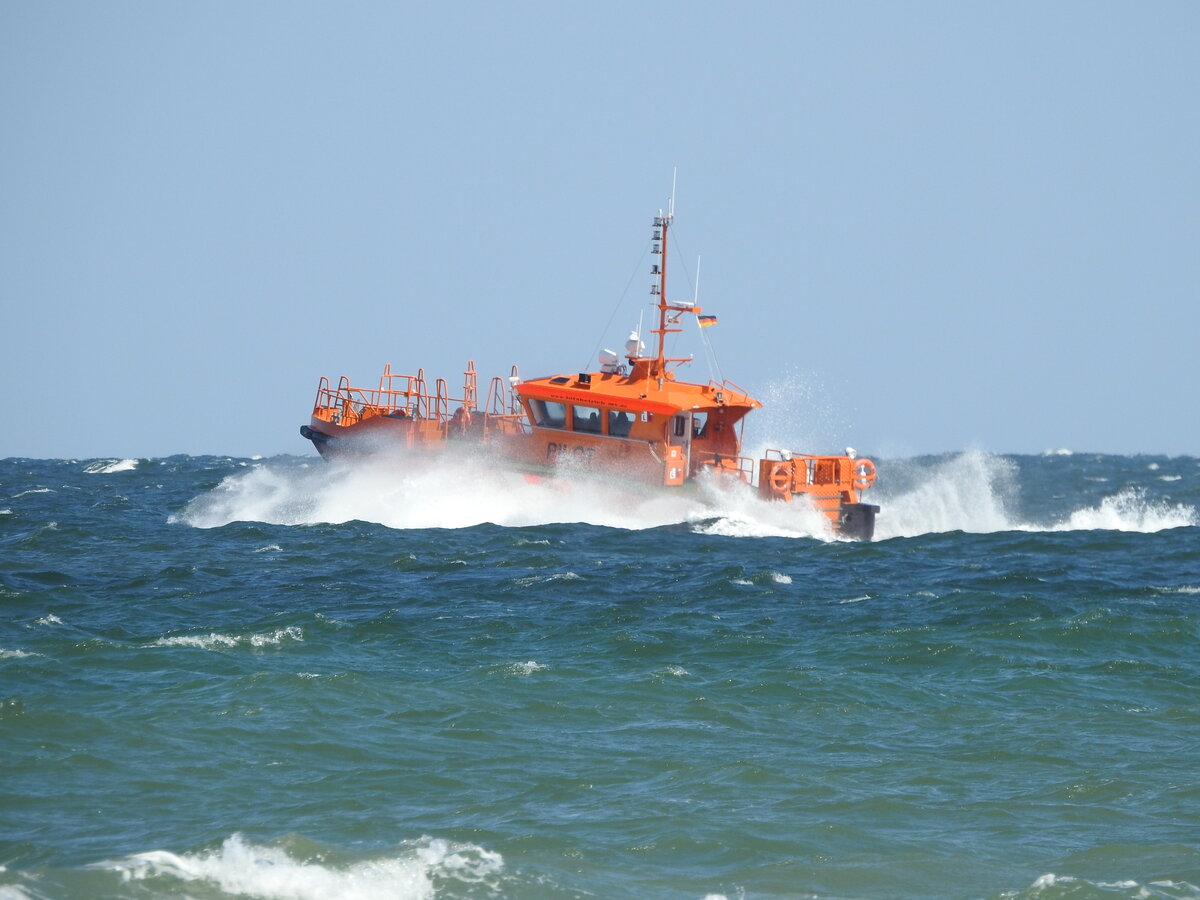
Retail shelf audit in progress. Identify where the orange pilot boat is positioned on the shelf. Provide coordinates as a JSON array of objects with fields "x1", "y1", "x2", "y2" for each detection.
[{"x1": 300, "y1": 204, "x2": 880, "y2": 539}]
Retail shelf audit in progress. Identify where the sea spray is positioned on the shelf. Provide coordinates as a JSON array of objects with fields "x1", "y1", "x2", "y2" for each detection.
[
  {"x1": 872, "y1": 450, "x2": 1019, "y2": 538},
  {"x1": 172, "y1": 453, "x2": 705, "y2": 531},
  {"x1": 172, "y1": 450, "x2": 1195, "y2": 540}
]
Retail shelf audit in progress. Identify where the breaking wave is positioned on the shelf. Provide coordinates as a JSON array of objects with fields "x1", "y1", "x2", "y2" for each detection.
[
  {"x1": 872, "y1": 451, "x2": 1196, "y2": 539},
  {"x1": 150, "y1": 626, "x2": 304, "y2": 651},
  {"x1": 93, "y1": 833, "x2": 504, "y2": 900},
  {"x1": 84, "y1": 459, "x2": 139, "y2": 474},
  {"x1": 1050, "y1": 488, "x2": 1196, "y2": 533}
]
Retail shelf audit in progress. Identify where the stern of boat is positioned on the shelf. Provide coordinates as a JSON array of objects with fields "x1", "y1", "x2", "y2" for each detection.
[{"x1": 757, "y1": 452, "x2": 880, "y2": 540}]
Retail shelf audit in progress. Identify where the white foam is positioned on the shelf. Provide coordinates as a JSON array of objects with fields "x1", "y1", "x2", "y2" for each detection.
[
  {"x1": 513, "y1": 572, "x2": 581, "y2": 587},
  {"x1": 873, "y1": 452, "x2": 1197, "y2": 539},
  {"x1": 1021, "y1": 873, "x2": 1199, "y2": 899},
  {"x1": 0, "y1": 649, "x2": 39, "y2": 659},
  {"x1": 35, "y1": 614, "x2": 63, "y2": 626},
  {"x1": 1050, "y1": 488, "x2": 1196, "y2": 533},
  {"x1": 99, "y1": 833, "x2": 503, "y2": 900},
  {"x1": 151, "y1": 626, "x2": 303, "y2": 651},
  {"x1": 84, "y1": 459, "x2": 138, "y2": 474},
  {"x1": 173, "y1": 454, "x2": 837, "y2": 539},
  {"x1": 175, "y1": 451, "x2": 1196, "y2": 542},
  {"x1": 873, "y1": 450, "x2": 1018, "y2": 539},
  {"x1": 0, "y1": 885, "x2": 39, "y2": 900},
  {"x1": 508, "y1": 660, "x2": 547, "y2": 675}
]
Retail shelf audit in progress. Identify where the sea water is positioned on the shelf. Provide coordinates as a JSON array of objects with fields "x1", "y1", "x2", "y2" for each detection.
[{"x1": 1, "y1": 451, "x2": 1197, "y2": 900}]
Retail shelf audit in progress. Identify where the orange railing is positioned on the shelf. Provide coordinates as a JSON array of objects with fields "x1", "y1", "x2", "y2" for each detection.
[
  {"x1": 757, "y1": 449, "x2": 877, "y2": 505},
  {"x1": 310, "y1": 361, "x2": 528, "y2": 435}
]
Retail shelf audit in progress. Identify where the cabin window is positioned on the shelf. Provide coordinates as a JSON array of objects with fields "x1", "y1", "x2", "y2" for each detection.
[
  {"x1": 692, "y1": 412, "x2": 709, "y2": 438},
  {"x1": 608, "y1": 409, "x2": 633, "y2": 437},
  {"x1": 672, "y1": 414, "x2": 689, "y2": 439},
  {"x1": 572, "y1": 404, "x2": 602, "y2": 434},
  {"x1": 530, "y1": 399, "x2": 566, "y2": 428}
]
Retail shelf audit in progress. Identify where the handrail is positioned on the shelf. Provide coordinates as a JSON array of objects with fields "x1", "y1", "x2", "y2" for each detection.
[{"x1": 311, "y1": 359, "x2": 527, "y2": 431}]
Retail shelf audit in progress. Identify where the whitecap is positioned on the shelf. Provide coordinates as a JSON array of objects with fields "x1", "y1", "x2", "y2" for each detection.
[
  {"x1": 153, "y1": 633, "x2": 239, "y2": 650},
  {"x1": 98, "y1": 833, "x2": 503, "y2": 900},
  {"x1": 84, "y1": 459, "x2": 139, "y2": 474},
  {"x1": 0, "y1": 649, "x2": 39, "y2": 659},
  {"x1": 152, "y1": 627, "x2": 303, "y2": 651},
  {"x1": 873, "y1": 451, "x2": 1019, "y2": 539},
  {"x1": 35, "y1": 614, "x2": 63, "y2": 626},
  {"x1": 1052, "y1": 488, "x2": 1197, "y2": 533},
  {"x1": 0, "y1": 884, "x2": 39, "y2": 900},
  {"x1": 513, "y1": 572, "x2": 581, "y2": 587},
  {"x1": 508, "y1": 660, "x2": 547, "y2": 676}
]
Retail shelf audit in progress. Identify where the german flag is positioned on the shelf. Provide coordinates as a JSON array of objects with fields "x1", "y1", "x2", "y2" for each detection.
[{"x1": 698, "y1": 315, "x2": 718, "y2": 328}]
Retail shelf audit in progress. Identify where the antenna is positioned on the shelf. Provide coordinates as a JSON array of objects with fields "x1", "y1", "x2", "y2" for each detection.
[
  {"x1": 694, "y1": 255, "x2": 701, "y2": 306},
  {"x1": 669, "y1": 167, "x2": 677, "y2": 218}
]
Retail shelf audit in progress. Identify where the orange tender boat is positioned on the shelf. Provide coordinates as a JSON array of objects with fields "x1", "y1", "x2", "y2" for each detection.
[{"x1": 300, "y1": 205, "x2": 880, "y2": 539}]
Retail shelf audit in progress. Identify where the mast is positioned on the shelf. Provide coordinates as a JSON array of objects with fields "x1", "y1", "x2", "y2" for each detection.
[
  {"x1": 651, "y1": 209, "x2": 671, "y2": 374},
  {"x1": 648, "y1": 203, "x2": 701, "y2": 378}
]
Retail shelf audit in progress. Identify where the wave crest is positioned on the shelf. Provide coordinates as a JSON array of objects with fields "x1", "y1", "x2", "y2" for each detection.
[{"x1": 100, "y1": 833, "x2": 503, "y2": 900}]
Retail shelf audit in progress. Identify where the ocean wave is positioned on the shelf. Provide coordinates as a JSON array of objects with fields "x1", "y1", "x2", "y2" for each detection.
[
  {"x1": 1050, "y1": 488, "x2": 1197, "y2": 533},
  {"x1": 873, "y1": 451, "x2": 1197, "y2": 539},
  {"x1": 96, "y1": 833, "x2": 504, "y2": 900},
  {"x1": 0, "y1": 649, "x2": 39, "y2": 660},
  {"x1": 84, "y1": 459, "x2": 139, "y2": 474},
  {"x1": 995, "y1": 873, "x2": 1200, "y2": 899},
  {"x1": 507, "y1": 660, "x2": 547, "y2": 676},
  {"x1": 151, "y1": 626, "x2": 303, "y2": 651}
]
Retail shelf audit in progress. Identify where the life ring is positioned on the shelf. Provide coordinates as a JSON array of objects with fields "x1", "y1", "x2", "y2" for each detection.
[
  {"x1": 852, "y1": 458, "x2": 877, "y2": 490},
  {"x1": 769, "y1": 462, "x2": 793, "y2": 493}
]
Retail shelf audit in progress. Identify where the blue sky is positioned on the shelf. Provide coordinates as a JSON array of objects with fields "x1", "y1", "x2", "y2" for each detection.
[{"x1": 3, "y1": 2, "x2": 1197, "y2": 459}]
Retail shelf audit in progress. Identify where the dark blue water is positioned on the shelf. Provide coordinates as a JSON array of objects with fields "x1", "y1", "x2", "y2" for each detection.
[{"x1": 2, "y1": 452, "x2": 1197, "y2": 900}]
